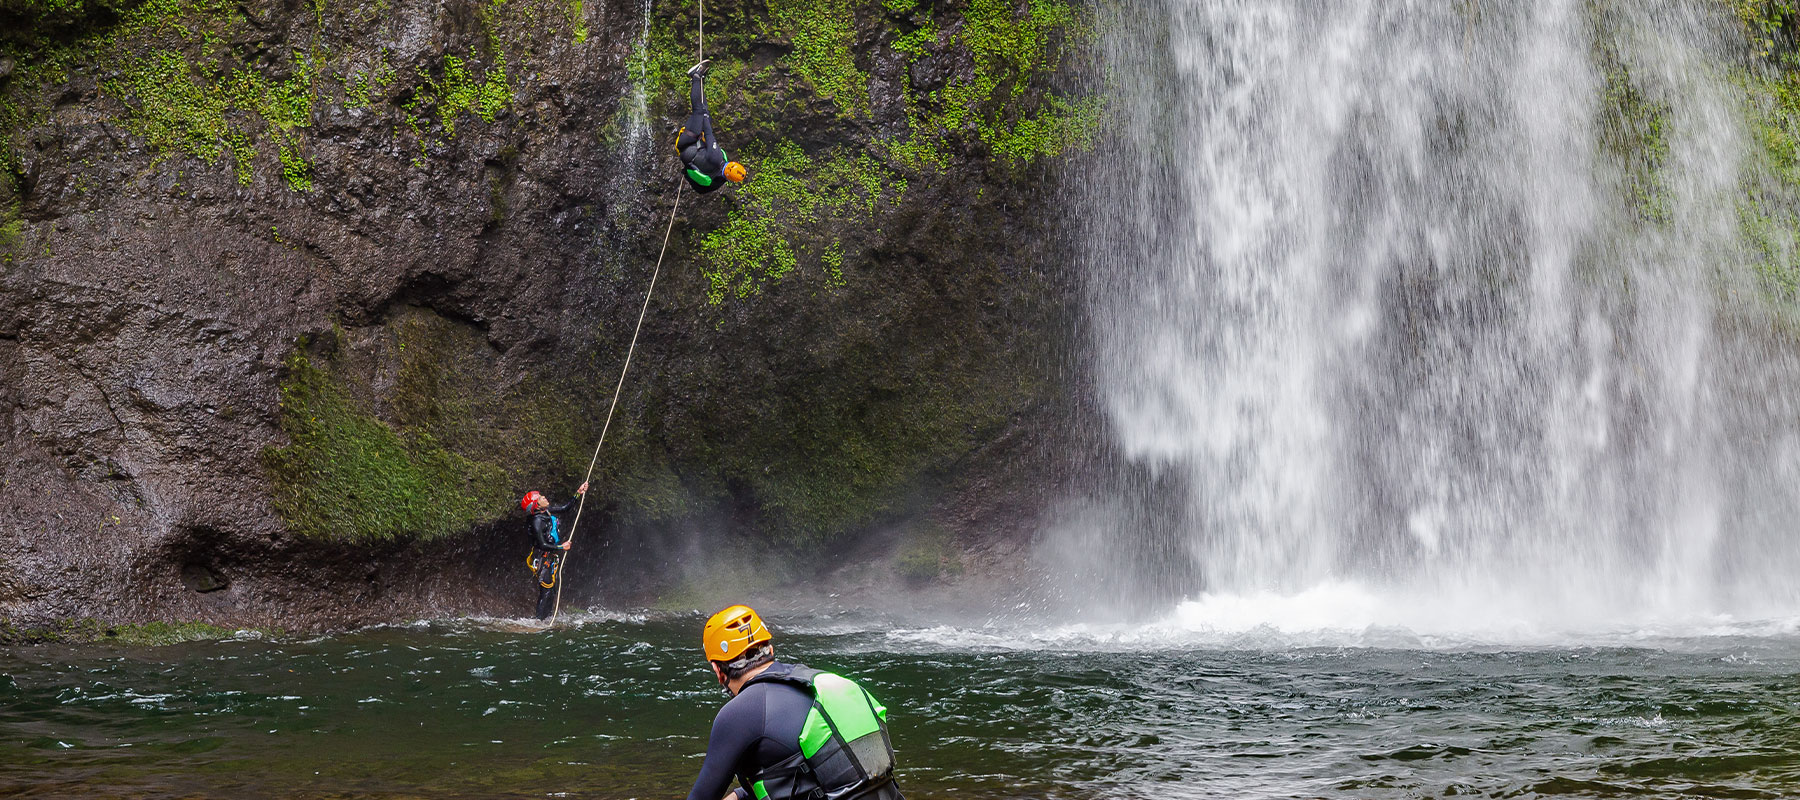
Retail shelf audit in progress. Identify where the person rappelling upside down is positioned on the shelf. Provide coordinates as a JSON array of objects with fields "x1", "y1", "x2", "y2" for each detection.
[
  {"x1": 521, "y1": 482, "x2": 587, "y2": 621},
  {"x1": 675, "y1": 60, "x2": 747, "y2": 193}
]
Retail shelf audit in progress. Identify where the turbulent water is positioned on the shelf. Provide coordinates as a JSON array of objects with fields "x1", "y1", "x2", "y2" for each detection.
[
  {"x1": 1067, "y1": 0, "x2": 1800, "y2": 625},
  {"x1": 6, "y1": 616, "x2": 1800, "y2": 799}
]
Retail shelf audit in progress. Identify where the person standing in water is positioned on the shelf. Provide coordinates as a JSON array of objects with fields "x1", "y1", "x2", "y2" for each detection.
[
  {"x1": 520, "y1": 482, "x2": 586, "y2": 620},
  {"x1": 675, "y1": 60, "x2": 747, "y2": 194},
  {"x1": 685, "y1": 605, "x2": 903, "y2": 800}
]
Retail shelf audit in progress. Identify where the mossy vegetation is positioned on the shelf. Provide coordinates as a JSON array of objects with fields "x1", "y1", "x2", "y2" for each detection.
[
  {"x1": 425, "y1": 52, "x2": 512, "y2": 139},
  {"x1": 633, "y1": 0, "x2": 1097, "y2": 305},
  {"x1": 1724, "y1": 0, "x2": 1800, "y2": 61},
  {"x1": 1596, "y1": 46, "x2": 1673, "y2": 225},
  {"x1": 0, "y1": 169, "x2": 22, "y2": 256},
  {"x1": 101, "y1": 45, "x2": 322, "y2": 190},
  {"x1": 0, "y1": 0, "x2": 545, "y2": 193},
  {"x1": 1726, "y1": 0, "x2": 1800, "y2": 301},
  {"x1": 262, "y1": 345, "x2": 508, "y2": 543},
  {"x1": 927, "y1": 0, "x2": 1101, "y2": 164},
  {"x1": 696, "y1": 142, "x2": 902, "y2": 301},
  {"x1": 258, "y1": 311, "x2": 674, "y2": 543},
  {"x1": 895, "y1": 522, "x2": 962, "y2": 585},
  {"x1": 766, "y1": 0, "x2": 871, "y2": 117}
]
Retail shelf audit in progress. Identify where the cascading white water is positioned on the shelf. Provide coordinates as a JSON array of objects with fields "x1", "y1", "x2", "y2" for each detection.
[
  {"x1": 1065, "y1": 0, "x2": 1800, "y2": 634},
  {"x1": 618, "y1": 0, "x2": 657, "y2": 178}
]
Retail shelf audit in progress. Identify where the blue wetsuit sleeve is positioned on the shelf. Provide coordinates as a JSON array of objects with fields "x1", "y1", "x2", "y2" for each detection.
[{"x1": 686, "y1": 697, "x2": 757, "y2": 800}]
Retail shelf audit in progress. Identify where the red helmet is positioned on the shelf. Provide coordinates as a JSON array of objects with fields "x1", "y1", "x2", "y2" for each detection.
[{"x1": 520, "y1": 491, "x2": 545, "y2": 512}]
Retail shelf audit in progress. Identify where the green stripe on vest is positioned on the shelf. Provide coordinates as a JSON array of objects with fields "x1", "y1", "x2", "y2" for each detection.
[
  {"x1": 799, "y1": 673, "x2": 886, "y2": 758},
  {"x1": 686, "y1": 151, "x2": 728, "y2": 188}
]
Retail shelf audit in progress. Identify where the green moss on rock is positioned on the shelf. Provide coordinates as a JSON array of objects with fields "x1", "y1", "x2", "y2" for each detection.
[
  {"x1": 1723, "y1": 0, "x2": 1800, "y2": 63},
  {"x1": 641, "y1": 0, "x2": 1096, "y2": 305},
  {"x1": 932, "y1": 0, "x2": 1099, "y2": 164},
  {"x1": 1726, "y1": 1, "x2": 1800, "y2": 303},
  {"x1": 895, "y1": 523, "x2": 962, "y2": 585},
  {"x1": 1, "y1": 0, "x2": 543, "y2": 191},
  {"x1": 1596, "y1": 50, "x2": 1672, "y2": 225},
  {"x1": 766, "y1": 0, "x2": 870, "y2": 117},
  {"x1": 262, "y1": 347, "x2": 508, "y2": 543},
  {"x1": 697, "y1": 141, "x2": 902, "y2": 303}
]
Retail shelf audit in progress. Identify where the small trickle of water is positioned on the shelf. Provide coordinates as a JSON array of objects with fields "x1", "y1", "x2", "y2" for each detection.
[
  {"x1": 621, "y1": 0, "x2": 657, "y2": 178},
  {"x1": 1064, "y1": 0, "x2": 1800, "y2": 627}
]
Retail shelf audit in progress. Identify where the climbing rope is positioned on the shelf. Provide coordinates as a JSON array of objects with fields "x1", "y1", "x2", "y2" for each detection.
[
  {"x1": 548, "y1": 178, "x2": 684, "y2": 626},
  {"x1": 544, "y1": 0, "x2": 704, "y2": 627}
]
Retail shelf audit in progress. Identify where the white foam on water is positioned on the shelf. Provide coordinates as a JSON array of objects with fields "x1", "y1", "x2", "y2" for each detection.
[{"x1": 873, "y1": 580, "x2": 1800, "y2": 653}]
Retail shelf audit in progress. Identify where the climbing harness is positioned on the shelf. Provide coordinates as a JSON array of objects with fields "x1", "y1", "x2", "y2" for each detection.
[{"x1": 543, "y1": 0, "x2": 706, "y2": 627}]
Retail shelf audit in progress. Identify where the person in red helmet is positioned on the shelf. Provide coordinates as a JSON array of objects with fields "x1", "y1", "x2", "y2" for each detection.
[{"x1": 521, "y1": 482, "x2": 587, "y2": 620}]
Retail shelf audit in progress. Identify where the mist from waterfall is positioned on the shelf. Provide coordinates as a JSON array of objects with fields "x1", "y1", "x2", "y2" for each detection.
[{"x1": 1058, "y1": 0, "x2": 1800, "y2": 635}]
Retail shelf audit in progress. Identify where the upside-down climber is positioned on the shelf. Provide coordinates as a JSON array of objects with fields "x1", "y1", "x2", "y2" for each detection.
[
  {"x1": 675, "y1": 60, "x2": 747, "y2": 193},
  {"x1": 521, "y1": 482, "x2": 587, "y2": 621}
]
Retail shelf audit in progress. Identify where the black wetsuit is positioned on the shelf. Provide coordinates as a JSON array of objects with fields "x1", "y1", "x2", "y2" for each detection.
[
  {"x1": 686, "y1": 662, "x2": 903, "y2": 800},
  {"x1": 527, "y1": 499, "x2": 576, "y2": 620},
  {"x1": 676, "y1": 74, "x2": 729, "y2": 194}
]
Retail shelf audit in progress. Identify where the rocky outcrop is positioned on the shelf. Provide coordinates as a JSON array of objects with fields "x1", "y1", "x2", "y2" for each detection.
[{"x1": 0, "y1": 0, "x2": 1095, "y2": 629}]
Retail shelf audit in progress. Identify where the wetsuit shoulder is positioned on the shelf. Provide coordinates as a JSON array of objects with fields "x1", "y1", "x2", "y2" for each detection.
[{"x1": 683, "y1": 671, "x2": 813, "y2": 800}]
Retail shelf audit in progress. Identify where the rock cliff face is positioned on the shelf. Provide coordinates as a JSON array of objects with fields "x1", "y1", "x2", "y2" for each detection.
[{"x1": 0, "y1": 0, "x2": 1097, "y2": 629}]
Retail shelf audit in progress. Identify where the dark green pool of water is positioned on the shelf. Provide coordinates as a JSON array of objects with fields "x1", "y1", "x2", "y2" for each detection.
[{"x1": 4, "y1": 615, "x2": 1800, "y2": 798}]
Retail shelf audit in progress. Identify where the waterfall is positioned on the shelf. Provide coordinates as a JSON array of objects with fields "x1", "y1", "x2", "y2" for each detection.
[
  {"x1": 1064, "y1": 0, "x2": 1800, "y2": 633},
  {"x1": 621, "y1": 0, "x2": 656, "y2": 178}
]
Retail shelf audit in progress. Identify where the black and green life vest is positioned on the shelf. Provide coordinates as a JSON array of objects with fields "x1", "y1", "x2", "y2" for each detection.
[
  {"x1": 743, "y1": 665, "x2": 897, "y2": 800},
  {"x1": 685, "y1": 149, "x2": 729, "y2": 188}
]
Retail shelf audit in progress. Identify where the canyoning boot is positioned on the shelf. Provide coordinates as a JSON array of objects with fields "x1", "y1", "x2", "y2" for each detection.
[{"x1": 687, "y1": 59, "x2": 710, "y2": 77}]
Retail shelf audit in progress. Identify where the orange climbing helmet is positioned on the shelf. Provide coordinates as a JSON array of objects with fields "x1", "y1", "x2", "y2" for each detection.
[
  {"x1": 723, "y1": 161, "x2": 747, "y2": 183},
  {"x1": 703, "y1": 604, "x2": 771, "y2": 663},
  {"x1": 520, "y1": 490, "x2": 545, "y2": 512}
]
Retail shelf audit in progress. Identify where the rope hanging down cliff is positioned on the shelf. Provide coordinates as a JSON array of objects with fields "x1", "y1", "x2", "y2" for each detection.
[{"x1": 545, "y1": 0, "x2": 705, "y2": 626}]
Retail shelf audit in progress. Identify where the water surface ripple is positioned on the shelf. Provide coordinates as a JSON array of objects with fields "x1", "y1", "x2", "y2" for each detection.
[{"x1": 4, "y1": 617, "x2": 1800, "y2": 798}]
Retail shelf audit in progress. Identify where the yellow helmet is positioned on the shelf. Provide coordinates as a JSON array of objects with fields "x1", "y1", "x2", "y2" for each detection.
[
  {"x1": 723, "y1": 161, "x2": 748, "y2": 183},
  {"x1": 703, "y1": 604, "x2": 771, "y2": 663}
]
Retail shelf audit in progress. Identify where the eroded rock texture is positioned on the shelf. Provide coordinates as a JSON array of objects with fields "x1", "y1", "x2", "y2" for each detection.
[{"x1": 0, "y1": 0, "x2": 1092, "y2": 628}]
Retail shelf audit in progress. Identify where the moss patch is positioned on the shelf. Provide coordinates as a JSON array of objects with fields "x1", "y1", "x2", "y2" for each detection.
[
  {"x1": 1596, "y1": 46, "x2": 1672, "y2": 225},
  {"x1": 696, "y1": 141, "x2": 902, "y2": 302},
  {"x1": 258, "y1": 310, "x2": 672, "y2": 543},
  {"x1": 1738, "y1": 70, "x2": 1800, "y2": 300},
  {"x1": 1726, "y1": 1, "x2": 1800, "y2": 303},
  {"x1": 0, "y1": 0, "x2": 545, "y2": 192},
  {"x1": 1723, "y1": 0, "x2": 1800, "y2": 63},
  {"x1": 929, "y1": 0, "x2": 1101, "y2": 164},
  {"x1": 894, "y1": 522, "x2": 962, "y2": 585},
  {"x1": 262, "y1": 347, "x2": 508, "y2": 543},
  {"x1": 624, "y1": 0, "x2": 1099, "y2": 308},
  {"x1": 637, "y1": 0, "x2": 1097, "y2": 305},
  {"x1": 765, "y1": 0, "x2": 870, "y2": 117}
]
